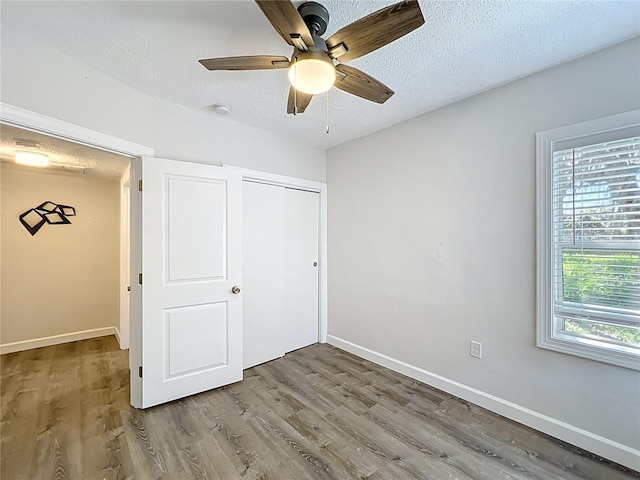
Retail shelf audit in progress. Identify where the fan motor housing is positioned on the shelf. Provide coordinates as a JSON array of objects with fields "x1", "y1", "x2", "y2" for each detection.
[{"x1": 298, "y1": 2, "x2": 329, "y2": 36}]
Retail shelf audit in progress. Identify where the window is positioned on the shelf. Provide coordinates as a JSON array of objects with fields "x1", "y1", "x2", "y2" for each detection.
[{"x1": 537, "y1": 111, "x2": 640, "y2": 370}]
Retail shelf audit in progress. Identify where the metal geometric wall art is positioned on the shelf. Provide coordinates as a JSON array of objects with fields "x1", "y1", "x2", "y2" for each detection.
[{"x1": 19, "y1": 201, "x2": 76, "y2": 236}]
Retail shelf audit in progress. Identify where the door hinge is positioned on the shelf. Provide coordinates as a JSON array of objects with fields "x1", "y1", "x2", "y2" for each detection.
[
  {"x1": 138, "y1": 179, "x2": 142, "y2": 192},
  {"x1": 138, "y1": 366, "x2": 143, "y2": 378},
  {"x1": 138, "y1": 273, "x2": 142, "y2": 285}
]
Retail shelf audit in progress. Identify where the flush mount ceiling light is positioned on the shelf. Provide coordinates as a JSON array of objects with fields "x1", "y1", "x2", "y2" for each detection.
[
  {"x1": 212, "y1": 103, "x2": 232, "y2": 116},
  {"x1": 288, "y1": 50, "x2": 336, "y2": 95},
  {"x1": 15, "y1": 151, "x2": 50, "y2": 167}
]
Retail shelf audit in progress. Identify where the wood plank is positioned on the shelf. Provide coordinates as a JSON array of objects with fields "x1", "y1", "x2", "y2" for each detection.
[
  {"x1": 199, "y1": 56, "x2": 290, "y2": 71},
  {"x1": 2, "y1": 338, "x2": 638, "y2": 480},
  {"x1": 255, "y1": 0, "x2": 314, "y2": 48},
  {"x1": 334, "y1": 64, "x2": 394, "y2": 104},
  {"x1": 326, "y1": 0, "x2": 424, "y2": 63}
]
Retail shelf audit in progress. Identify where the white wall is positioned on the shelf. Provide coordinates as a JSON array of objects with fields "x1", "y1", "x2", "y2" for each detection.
[
  {"x1": 1, "y1": 165, "x2": 120, "y2": 345},
  {"x1": 0, "y1": 25, "x2": 325, "y2": 182},
  {"x1": 327, "y1": 37, "x2": 640, "y2": 461}
]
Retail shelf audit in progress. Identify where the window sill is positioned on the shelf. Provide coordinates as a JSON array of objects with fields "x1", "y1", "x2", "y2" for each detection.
[{"x1": 537, "y1": 330, "x2": 640, "y2": 370}]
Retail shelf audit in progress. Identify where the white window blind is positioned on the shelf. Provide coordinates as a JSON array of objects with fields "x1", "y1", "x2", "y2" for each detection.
[{"x1": 552, "y1": 136, "x2": 640, "y2": 349}]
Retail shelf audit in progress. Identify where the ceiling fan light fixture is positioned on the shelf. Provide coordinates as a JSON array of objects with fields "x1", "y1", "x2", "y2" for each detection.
[
  {"x1": 288, "y1": 51, "x2": 335, "y2": 95},
  {"x1": 199, "y1": 0, "x2": 424, "y2": 114},
  {"x1": 15, "y1": 151, "x2": 49, "y2": 168}
]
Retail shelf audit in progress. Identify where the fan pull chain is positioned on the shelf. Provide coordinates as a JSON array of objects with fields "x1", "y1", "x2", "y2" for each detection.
[
  {"x1": 293, "y1": 57, "x2": 298, "y2": 116},
  {"x1": 325, "y1": 89, "x2": 330, "y2": 134}
]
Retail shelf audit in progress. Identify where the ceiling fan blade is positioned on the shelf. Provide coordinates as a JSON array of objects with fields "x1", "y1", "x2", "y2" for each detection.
[
  {"x1": 255, "y1": 0, "x2": 314, "y2": 48},
  {"x1": 199, "y1": 56, "x2": 290, "y2": 70},
  {"x1": 334, "y1": 64, "x2": 394, "y2": 104},
  {"x1": 287, "y1": 87, "x2": 313, "y2": 114},
  {"x1": 326, "y1": 0, "x2": 424, "y2": 63}
]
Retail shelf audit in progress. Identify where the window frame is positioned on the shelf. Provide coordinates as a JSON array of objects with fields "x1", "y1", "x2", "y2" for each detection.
[{"x1": 536, "y1": 110, "x2": 640, "y2": 370}]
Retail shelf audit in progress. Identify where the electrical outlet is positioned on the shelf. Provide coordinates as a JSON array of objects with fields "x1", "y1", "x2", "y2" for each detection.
[{"x1": 470, "y1": 341, "x2": 482, "y2": 359}]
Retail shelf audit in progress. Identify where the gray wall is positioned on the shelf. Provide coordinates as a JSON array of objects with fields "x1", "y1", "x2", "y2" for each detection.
[
  {"x1": 0, "y1": 25, "x2": 326, "y2": 182},
  {"x1": 326, "y1": 37, "x2": 640, "y2": 451}
]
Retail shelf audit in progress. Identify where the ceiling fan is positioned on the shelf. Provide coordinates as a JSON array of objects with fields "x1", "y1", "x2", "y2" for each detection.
[{"x1": 199, "y1": 0, "x2": 425, "y2": 115}]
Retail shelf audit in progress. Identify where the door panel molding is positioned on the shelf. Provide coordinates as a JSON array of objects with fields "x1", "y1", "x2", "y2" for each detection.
[
  {"x1": 164, "y1": 302, "x2": 229, "y2": 378},
  {"x1": 164, "y1": 175, "x2": 228, "y2": 283}
]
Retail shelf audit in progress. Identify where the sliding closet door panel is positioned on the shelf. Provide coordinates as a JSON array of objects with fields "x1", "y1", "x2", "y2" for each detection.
[
  {"x1": 243, "y1": 182, "x2": 286, "y2": 369},
  {"x1": 284, "y1": 188, "x2": 319, "y2": 352}
]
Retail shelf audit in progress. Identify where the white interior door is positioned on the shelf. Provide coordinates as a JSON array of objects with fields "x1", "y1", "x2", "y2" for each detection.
[
  {"x1": 140, "y1": 157, "x2": 242, "y2": 408},
  {"x1": 284, "y1": 188, "x2": 319, "y2": 352},
  {"x1": 243, "y1": 181, "x2": 286, "y2": 369}
]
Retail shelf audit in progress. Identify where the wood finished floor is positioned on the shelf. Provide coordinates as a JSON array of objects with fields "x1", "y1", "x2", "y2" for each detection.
[{"x1": 1, "y1": 336, "x2": 638, "y2": 480}]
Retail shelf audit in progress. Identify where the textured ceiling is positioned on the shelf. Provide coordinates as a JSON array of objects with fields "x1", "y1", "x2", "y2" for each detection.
[
  {"x1": 1, "y1": 1, "x2": 639, "y2": 149},
  {"x1": 0, "y1": 124, "x2": 130, "y2": 180}
]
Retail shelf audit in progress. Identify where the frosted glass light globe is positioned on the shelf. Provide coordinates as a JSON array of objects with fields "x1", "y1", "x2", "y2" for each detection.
[{"x1": 288, "y1": 54, "x2": 336, "y2": 95}]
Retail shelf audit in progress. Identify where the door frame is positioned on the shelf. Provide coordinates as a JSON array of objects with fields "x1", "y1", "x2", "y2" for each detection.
[
  {"x1": 0, "y1": 103, "x2": 154, "y2": 405},
  {"x1": 224, "y1": 165, "x2": 328, "y2": 343},
  {"x1": 0, "y1": 103, "x2": 154, "y2": 159},
  {"x1": 118, "y1": 167, "x2": 131, "y2": 350}
]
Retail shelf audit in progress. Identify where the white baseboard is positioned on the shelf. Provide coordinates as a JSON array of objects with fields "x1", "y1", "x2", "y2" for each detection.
[
  {"x1": 114, "y1": 327, "x2": 122, "y2": 348},
  {"x1": 326, "y1": 334, "x2": 640, "y2": 472},
  {"x1": 1, "y1": 327, "x2": 116, "y2": 354}
]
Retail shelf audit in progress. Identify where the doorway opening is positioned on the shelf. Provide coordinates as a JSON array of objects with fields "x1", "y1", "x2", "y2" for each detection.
[
  {"x1": 0, "y1": 103, "x2": 154, "y2": 407},
  {"x1": 1, "y1": 122, "x2": 132, "y2": 352}
]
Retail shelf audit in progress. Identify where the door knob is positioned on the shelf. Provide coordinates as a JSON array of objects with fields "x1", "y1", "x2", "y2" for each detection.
[{"x1": 231, "y1": 285, "x2": 241, "y2": 294}]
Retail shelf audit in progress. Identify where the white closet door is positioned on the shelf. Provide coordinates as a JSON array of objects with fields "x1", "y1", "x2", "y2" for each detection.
[
  {"x1": 243, "y1": 182, "x2": 286, "y2": 369},
  {"x1": 284, "y1": 188, "x2": 319, "y2": 352}
]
